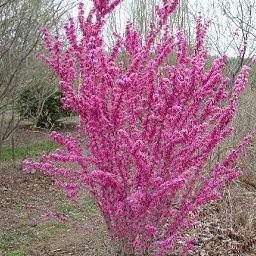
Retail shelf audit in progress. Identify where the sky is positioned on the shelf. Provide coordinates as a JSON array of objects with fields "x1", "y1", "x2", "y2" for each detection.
[{"x1": 64, "y1": 0, "x2": 255, "y2": 58}]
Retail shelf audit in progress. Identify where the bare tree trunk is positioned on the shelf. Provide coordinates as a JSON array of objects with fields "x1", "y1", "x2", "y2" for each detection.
[{"x1": 0, "y1": 0, "x2": 79, "y2": 153}]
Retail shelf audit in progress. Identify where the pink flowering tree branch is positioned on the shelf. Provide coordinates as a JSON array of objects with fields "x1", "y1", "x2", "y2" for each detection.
[{"x1": 23, "y1": 0, "x2": 252, "y2": 255}]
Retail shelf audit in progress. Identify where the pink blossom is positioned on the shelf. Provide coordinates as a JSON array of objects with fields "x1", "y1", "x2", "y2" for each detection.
[{"x1": 23, "y1": 0, "x2": 252, "y2": 255}]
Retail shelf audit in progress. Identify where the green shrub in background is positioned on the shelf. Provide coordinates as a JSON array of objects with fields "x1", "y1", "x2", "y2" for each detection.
[{"x1": 18, "y1": 87, "x2": 73, "y2": 129}]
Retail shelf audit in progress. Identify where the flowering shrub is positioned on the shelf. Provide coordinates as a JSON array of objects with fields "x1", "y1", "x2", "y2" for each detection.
[{"x1": 23, "y1": 0, "x2": 252, "y2": 255}]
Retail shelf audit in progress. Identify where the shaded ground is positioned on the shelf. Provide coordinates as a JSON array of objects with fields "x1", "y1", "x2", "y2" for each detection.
[{"x1": 0, "y1": 128, "x2": 256, "y2": 256}]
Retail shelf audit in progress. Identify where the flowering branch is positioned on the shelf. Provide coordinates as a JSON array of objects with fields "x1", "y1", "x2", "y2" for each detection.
[{"x1": 24, "y1": 0, "x2": 252, "y2": 255}]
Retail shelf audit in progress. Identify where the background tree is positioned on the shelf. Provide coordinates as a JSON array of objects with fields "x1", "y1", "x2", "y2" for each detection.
[
  {"x1": 190, "y1": 0, "x2": 256, "y2": 83},
  {"x1": 0, "y1": 0, "x2": 78, "y2": 159},
  {"x1": 105, "y1": 0, "x2": 192, "y2": 48}
]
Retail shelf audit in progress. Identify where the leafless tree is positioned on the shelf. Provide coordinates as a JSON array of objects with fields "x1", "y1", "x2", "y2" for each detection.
[
  {"x1": 104, "y1": 0, "x2": 192, "y2": 48},
  {"x1": 193, "y1": 0, "x2": 256, "y2": 85},
  {"x1": 0, "y1": 0, "x2": 78, "y2": 159}
]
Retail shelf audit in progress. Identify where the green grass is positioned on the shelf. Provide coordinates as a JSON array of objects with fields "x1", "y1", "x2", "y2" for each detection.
[
  {"x1": 0, "y1": 196, "x2": 99, "y2": 255},
  {"x1": 53, "y1": 190, "x2": 98, "y2": 211},
  {"x1": 11, "y1": 202, "x2": 23, "y2": 212},
  {"x1": 0, "y1": 231, "x2": 31, "y2": 252},
  {"x1": 83, "y1": 196, "x2": 98, "y2": 215},
  {"x1": 42, "y1": 222, "x2": 67, "y2": 235},
  {"x1": 53, "y1": 193, "x2": 99, "y2": 221},
  {"x1": 0, "y1": 139, "x2": 58, "y2": 162},
  {"x1": 0, "y1": 232, "x2": 15, "y2": 250},
  {"x1": 4, "y1": 251, "x2": 29, "y2": 256}
]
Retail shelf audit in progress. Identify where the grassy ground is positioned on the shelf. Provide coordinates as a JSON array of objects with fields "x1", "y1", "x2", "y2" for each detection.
[
  {"x1": 0, "y1": 91, "x2": 256, "y2": 256},
  {"x1": 0, "y1": 162, "x2": 111, "y2": 256},
  {"x1": 0, "y1": 139, "x2": 58, "y2": 162},
  {"x1": 0, "y1": 127, "x2": 112, "y2": 256}
]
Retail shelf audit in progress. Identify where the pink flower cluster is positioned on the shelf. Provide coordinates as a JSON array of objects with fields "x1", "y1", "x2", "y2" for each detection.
[{"x1": 24, "y1": 0, "x2": 252, "y2": 255}]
